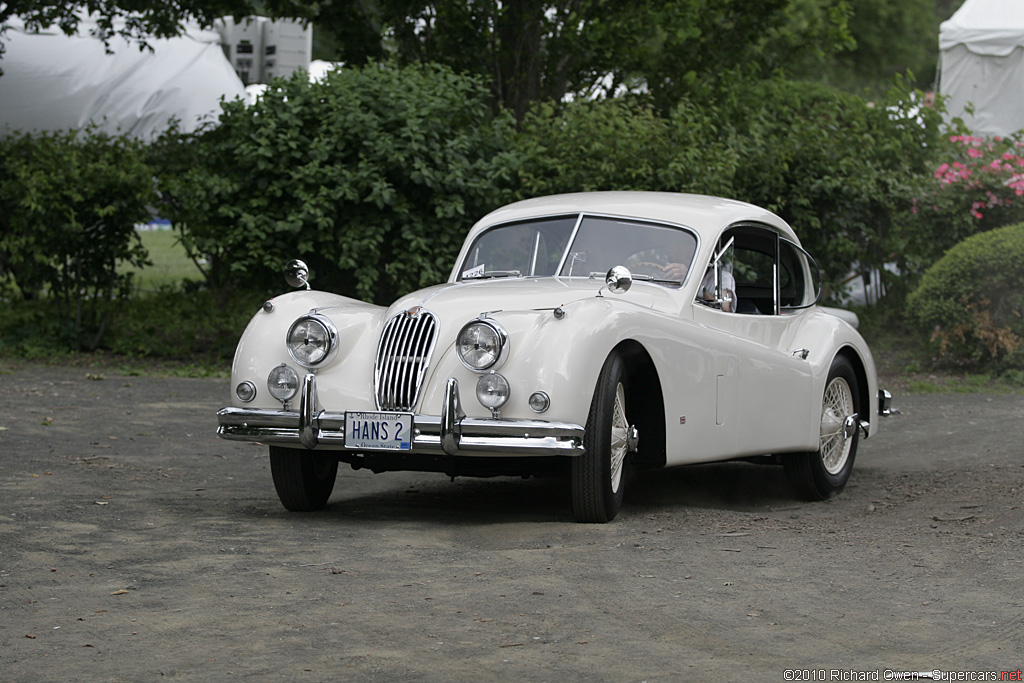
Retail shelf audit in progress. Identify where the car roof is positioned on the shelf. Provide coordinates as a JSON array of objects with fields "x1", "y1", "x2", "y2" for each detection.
[{"x1": 468, "y1": 192, "x2": 799, "y2": 244}]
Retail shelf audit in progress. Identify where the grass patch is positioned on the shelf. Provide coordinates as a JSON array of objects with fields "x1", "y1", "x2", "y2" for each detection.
[{"x1": 124, "y1": 228, "x2": 205, "y2": 293}]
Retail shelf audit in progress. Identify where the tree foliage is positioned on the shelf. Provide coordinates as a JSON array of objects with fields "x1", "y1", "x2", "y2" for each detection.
[
  {"x1": 153, "y1": 62, "x2": 516, "y2": 304},
  {"x1": 299, "y1": 0, "x2": 855, "y2": 117}
]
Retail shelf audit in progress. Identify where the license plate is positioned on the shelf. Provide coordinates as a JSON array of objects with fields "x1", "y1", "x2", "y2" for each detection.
[{"x1": 344, "y1": 411, "x2": 413, "y2": 451}]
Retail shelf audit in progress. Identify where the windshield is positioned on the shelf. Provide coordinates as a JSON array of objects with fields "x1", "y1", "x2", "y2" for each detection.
[{"x1": 458, "y1": 214, "x2": 698, "y2": 285}]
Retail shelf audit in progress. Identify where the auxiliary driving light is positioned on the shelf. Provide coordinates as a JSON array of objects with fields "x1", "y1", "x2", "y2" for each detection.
[
  {"x1": 267, "y1": 364, "x2": 299, "y2": 403},
  {"x1": 476, "y1": 372, "x2": 510, "y2": 411}
]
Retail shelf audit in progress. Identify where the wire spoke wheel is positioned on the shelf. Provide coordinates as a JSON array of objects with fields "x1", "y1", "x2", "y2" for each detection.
[
  {"x1": 819, "y1": 376, "x2": 855, "y2": 475},
  {"x1": 785, "y1": 355, "x2": 861, "y2": 501},
  {"x1": 573, "y1": 352, "x2": 633, "y2": 523},
  {"x1": 609, "y1": 382, "x2": 629, "y2": 493}
]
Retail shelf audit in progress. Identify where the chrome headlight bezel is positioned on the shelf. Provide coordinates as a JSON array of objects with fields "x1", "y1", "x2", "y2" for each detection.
[
  {"x1": 286, "y1": 313, "x2": 339, "y2": 368},
  {"x1": 456, "y1": 319, "x2": 509, "y2": 372}
]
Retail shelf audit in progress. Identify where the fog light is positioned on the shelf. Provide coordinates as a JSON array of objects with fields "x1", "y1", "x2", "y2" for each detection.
[
  {"x1": 528, "y1": 391, "x2": 550, "y2": 413},
  {"x1": 267, "y1": 364, "x2": 299, "y2": 403},
  {"x1": 476, "y1": 372, "x2": 510, "y2": 410},
  {"x1": 235, "y1": 381, "x2": 257, "y2": 403}
]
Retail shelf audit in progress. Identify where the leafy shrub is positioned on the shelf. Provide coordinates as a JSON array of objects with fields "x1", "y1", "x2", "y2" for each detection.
[
  {"x1": 0, "y1": 128, "x2": 153, "y2": 349},
  {"x1": 907, "y1": 223, "x2": 1024, "y2": 367},
  {"x1": 716, "y1": 79, "x2": 947, "y2": 299},
  {"x1": 154, "y1": 61, "x2": 517, "y2": 304},
  {"x1": 104, "y1": 284, "x2": 260, "y2": 363}
]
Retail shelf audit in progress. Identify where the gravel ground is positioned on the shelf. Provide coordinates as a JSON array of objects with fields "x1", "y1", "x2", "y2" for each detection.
[{"x1": 1, "y1": 362, "x2": 1021, "y2": 681}]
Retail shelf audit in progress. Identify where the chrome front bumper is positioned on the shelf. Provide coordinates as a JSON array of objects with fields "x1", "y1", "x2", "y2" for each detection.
[{"x1": 217, "y1": 375, "x2": 585, "y2": 457}]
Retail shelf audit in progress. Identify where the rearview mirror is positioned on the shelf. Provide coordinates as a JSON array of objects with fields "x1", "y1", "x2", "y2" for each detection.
[
  {"x1": 285, "y1": 259, "x2": 311, "y2": 290},
  {"x1": 604, "y1": 266, "x2": 633, "y2": 295}
]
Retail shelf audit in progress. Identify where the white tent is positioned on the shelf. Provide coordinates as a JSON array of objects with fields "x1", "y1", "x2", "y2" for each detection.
[
  {"x1": 938, "y1": 0, "x2": 1024, "y2": 137},
  {"x1": 0, "y1": 17, "x2": 245, "y2": 140}
]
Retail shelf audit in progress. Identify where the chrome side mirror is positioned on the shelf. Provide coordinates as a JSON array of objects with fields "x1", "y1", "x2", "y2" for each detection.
[
  {"x1": 285, "y1": 259, "x2": 311, "y2": 290},
  {"x1": 600, "y1": 265, "x2": 633, "y2": 296}
]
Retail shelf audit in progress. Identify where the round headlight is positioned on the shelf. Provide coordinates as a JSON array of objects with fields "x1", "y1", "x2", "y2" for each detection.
[
  {"x1": 287, "y1": 314, "x2": 338, "y2": 367},
  {"x1": 476, "y1": 372, "x2": 510, "y2": 410},
  {"x1": 267, "y1": 364, "x2": 299, "y2": 402},
  {"x1": 457, "y1": 320, "x2": 508, "y2": 371}
]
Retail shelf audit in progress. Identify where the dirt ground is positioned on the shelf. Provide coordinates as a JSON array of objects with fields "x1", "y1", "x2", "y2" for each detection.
[{"x1": 0, "y1": 361, "x2": 1021, "y2": 682}]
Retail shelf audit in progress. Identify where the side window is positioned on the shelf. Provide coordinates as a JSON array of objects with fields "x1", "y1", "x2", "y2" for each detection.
[
  {"x1": 728, "y1": 227, "x2": 778, "y2": 315},
  {"x1": 778, "y1": 238, "x2": 821, "y2": 309},
  {"x1": 703, "y1": 225, "x2": 820, "y2": 315}
]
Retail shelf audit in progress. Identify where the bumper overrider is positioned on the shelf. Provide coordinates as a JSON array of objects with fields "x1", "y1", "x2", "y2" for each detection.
[{"x1": 217, "y1": 374, "x2": 586, "y2": 457}]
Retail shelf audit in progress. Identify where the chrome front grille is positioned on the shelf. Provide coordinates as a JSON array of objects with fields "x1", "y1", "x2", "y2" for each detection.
[{"x1": 374, "y1": 308, "x2": 438, "y2": 411}]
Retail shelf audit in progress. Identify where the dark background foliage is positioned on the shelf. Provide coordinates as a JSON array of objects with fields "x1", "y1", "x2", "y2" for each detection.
[{"x1": 2, "y1": 0, "x2": 1020, "y2": 374}]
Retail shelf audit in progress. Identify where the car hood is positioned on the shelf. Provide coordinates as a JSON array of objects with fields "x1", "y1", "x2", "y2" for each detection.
[{"x1": 384, "y1": 276, "x2": 667, "y2": 320}]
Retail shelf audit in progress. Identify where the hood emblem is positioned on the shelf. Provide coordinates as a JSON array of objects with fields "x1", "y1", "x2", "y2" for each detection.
[{"x1": 406, "y1": 306, "x2": 424, "y2": 320}]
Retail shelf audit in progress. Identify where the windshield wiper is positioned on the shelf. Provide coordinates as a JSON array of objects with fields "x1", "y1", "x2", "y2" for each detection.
[
  {"x1": 465, "y1": 270, "x2": 523, "y2": 280},
  {"x1": 585, "y1": 271, "x2": 681, "y2": 286},
  {"x1": 631, "y1": 273, "x2": 682, "y2": 286}
]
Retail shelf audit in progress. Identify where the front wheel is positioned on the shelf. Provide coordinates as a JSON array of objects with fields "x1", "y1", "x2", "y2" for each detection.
[
  {"x1": 269, "y1": 446, "x2": 339, "y2": 511},
  {"x1": 572, "y1": 352, "x2": 635, "y2": 523},
  {"x1": 784, "y1": 355, "x2": 861, "y2": 501}
]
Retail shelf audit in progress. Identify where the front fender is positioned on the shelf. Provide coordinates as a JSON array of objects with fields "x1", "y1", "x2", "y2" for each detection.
[
  {"x1": 417, "y1": 295, "x2": 646, "y2": 426},
  {"x1": 793, "y1": 309, "x2": 881, "y2": 439},
  {"x1": 229, "y1": 290, "x2": 385, "y2": 411}
]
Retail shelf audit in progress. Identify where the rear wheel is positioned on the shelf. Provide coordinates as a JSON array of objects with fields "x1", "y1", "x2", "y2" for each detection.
[
  {"x1": 572, "y1": 352, "x2": 635, "y2": 523},
  {"x1": 269, "y1": 446, "x2": 339, "y2": 511},
  {"x1": 785, "y1": 355, "x2": 860, "y2": 500}
]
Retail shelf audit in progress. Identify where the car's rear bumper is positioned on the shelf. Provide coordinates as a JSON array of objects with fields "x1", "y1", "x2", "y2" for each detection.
[{"x1": 217, "y1": 375, "x2": 585, "y2": 457}]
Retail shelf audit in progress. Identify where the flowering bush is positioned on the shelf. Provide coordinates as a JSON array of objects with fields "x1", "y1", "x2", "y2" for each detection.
[
  {"x1": 901, "y1": 132, "x2": 1024, "y2": 276},
  {"x1": 932, "y1": 135, "x2": 1024, "y2": 219}
]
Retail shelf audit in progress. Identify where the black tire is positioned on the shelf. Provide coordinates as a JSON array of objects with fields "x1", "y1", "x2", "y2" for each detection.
[
  {"x1": 572, "y1": 352, "x2": 632, "y2": 523},
  {"x1": 269, "y1": 446, "x2": 339, "y2": 511},
  {"x1": 784, "y1": 355, "x2": 861, "y2": 501}
]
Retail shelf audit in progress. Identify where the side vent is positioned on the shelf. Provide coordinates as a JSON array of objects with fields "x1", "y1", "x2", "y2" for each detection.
[{"x1": 374, "y1": 308, "x2": 438, "y2": 411}]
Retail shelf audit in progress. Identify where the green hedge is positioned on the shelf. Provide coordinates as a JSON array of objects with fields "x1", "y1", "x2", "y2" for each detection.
[
  {"x1": 907, "y1": 223, "x2": 1024, "y2": 367},
  {"x1": 0, "y1": 63, "x2": 1001, "y2": 363},
  {"x1": 0, "y1": 128, "x2": 153, "y2": 350},
  {"x1": 153, "y1": 61, "x2": 517, "y2": 305}
]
